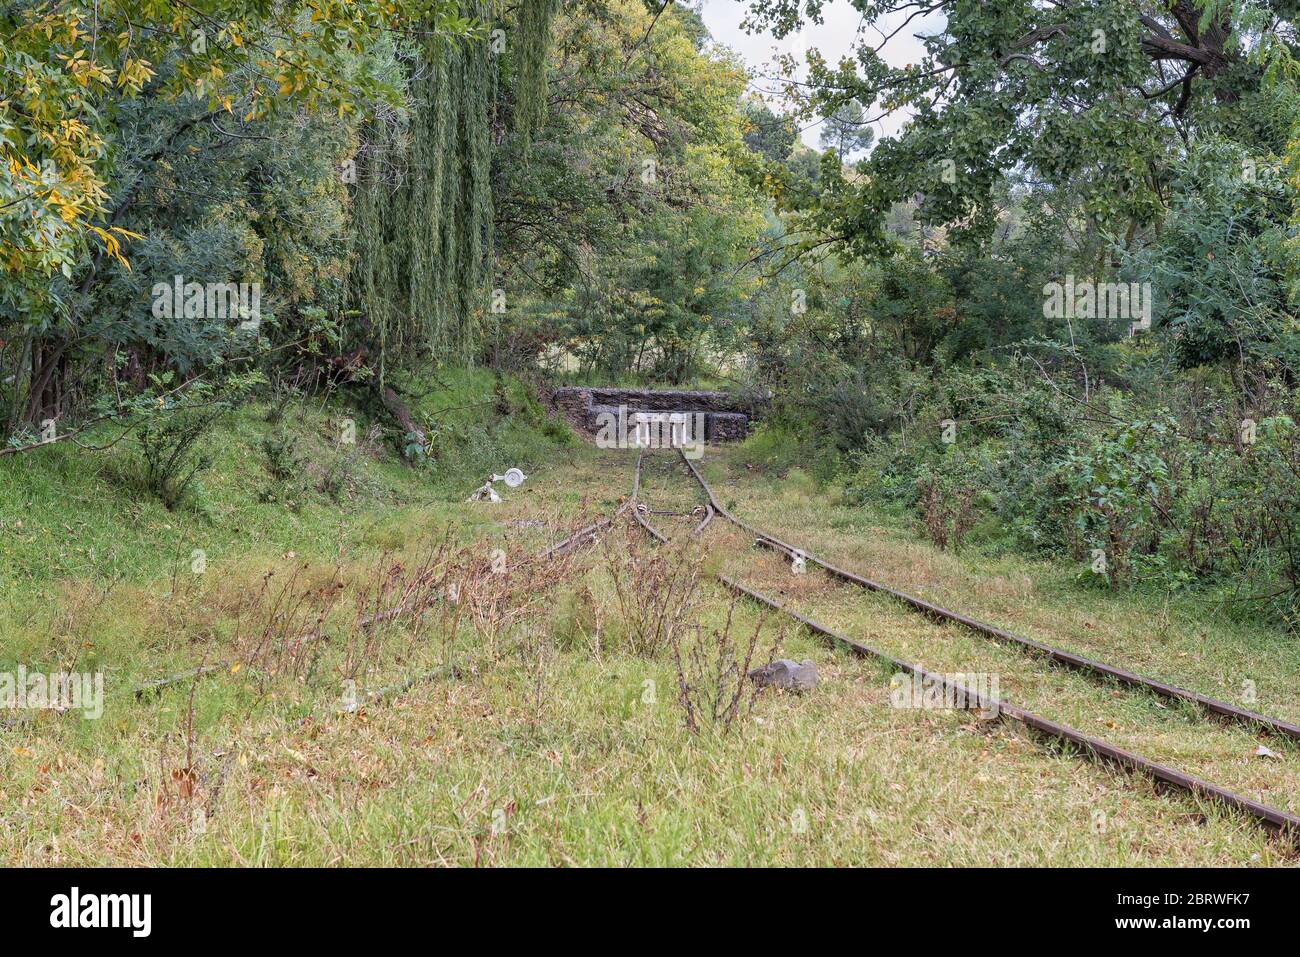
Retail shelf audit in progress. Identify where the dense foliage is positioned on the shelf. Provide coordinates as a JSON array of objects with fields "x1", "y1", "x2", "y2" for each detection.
[
  {"x1": 3, "y1": 0, "x2": 1299, "y2": 631},
  {"x1": 733, "y1": 1, "x2": 1300, "y2": 629}
]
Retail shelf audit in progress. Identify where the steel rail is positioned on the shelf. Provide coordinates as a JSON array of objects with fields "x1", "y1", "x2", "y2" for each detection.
[
  {"x1": 537, "y1": 494, "x2": 639, "y2": 559},
  {"x1": 630, "y1": 449, "x2": 1300, "y2": 844},
  {"x1": 692, "y1": 503, "x2": 714, "y2": 537},
  {"x1": 676, "y1": 449, "x2": 1300, "y2": 744}
]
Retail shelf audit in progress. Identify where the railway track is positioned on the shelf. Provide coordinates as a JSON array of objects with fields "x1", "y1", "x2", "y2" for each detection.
[
  {"x1": 627, "y1": 446, "x2": 1300, "y2": 847},
  {"x1": 114, "y1": 447, "x2": 1300, "y2": 847},
  {"x1": 677, "y1": 453, "x2": 1300, "y2": 744}
]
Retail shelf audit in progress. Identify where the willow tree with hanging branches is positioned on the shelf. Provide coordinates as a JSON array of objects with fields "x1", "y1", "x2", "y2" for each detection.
[{"x1": 349, "y1": 0, "x2": 561, "y2": 377}]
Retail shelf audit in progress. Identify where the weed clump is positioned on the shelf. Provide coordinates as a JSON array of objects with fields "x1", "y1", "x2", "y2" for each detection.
[
  {"x1": 669, "y1": 598, "x2": 782, "y2": 735},
  {"x1": 602, "y1": 526, "x2": 702, "y2": 657}
]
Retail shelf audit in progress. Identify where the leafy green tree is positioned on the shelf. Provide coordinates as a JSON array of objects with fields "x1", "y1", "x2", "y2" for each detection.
[
  {"x1": 741, "y1": 98, "x2": 798, "y2": 163},
  {"x1": 491, "y1": 0, "x2": 767, "y2": 381},
  {"x1": 0, "y1": 0, "x2": 475, "y2": 302},
  {"x1": 743, "y1": 0, "x2": 1295, "y2": 252},
  {"x1": 1, "y1": 0, "x2": 479, "y2": 433},
  {"x1": 1128, "y1": 137, "x2": 1299, "y2": 370}
]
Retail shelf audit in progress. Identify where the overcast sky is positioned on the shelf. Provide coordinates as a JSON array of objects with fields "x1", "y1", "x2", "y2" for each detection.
[{"x1": 695, "y1": 0, "x2": 945, "y2": 153}]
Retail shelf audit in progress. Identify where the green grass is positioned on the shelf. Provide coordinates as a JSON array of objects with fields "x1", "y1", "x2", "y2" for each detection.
[
  {"x1": 0, "y1": 368, "x2": 572, "y2": 605},
  {"x1": 2, "y1": 388, "x2": 1299, "y2": 865}
]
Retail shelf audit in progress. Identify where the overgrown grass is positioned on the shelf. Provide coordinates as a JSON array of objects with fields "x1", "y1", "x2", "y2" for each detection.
[{"x1": 3, "y1": 396, "x2": 1299, "y2": 865}]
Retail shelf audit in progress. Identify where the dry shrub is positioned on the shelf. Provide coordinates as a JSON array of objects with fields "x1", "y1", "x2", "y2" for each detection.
[
  {"x1": 153, "y1": 665, "x2": 207, "y2": 843},
  {"x1": 214, "y1": 519, "x2": 583, "y2": 692},
  {"x1": 451, "y1": 540, "x2": 582, "y2": 653},
  {"x1": 232, "y1": 535, "x2": 460, "y2": 684},
  {"x1": 601, "y1": 525, "x2": 703, "y2": 657},
  {"x1": 236, "y1": 563, "x2": 346, "y2": 682},
  {"x1": 344, "y1": 535, "x2": 459, "y2": 679},
  {"x1": 918, "y1": 474, "x2": 977, "y2": 552},
  {"x1": 669, "y1": 598, "x2": 782, "y2": 735}
]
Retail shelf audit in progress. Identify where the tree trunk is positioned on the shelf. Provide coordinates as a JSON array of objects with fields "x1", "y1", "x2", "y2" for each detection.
[{"x1": 380, "y1": 385, "x2": 426, "y2": 448}]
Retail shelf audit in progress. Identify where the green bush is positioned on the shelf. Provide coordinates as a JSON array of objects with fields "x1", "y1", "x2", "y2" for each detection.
[
  {"x1": 843, "y1": 359, "x2": 1300, "y2": 631},
  {"x1": 133, "y1": 403, "x2": 224, "y2": 510}
]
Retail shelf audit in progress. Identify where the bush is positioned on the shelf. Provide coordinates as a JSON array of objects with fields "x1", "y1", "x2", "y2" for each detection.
[
  {"x1": 602, "y1": 529, "x2": 702, "y2": 657},
  {"x1": 261, "y1": 426, "x2": 303, "y2": 481},
  {"x1": 738, "y1": 422, "x2": 804, "y2": 472},
  {"x1": 1048, "y1": 417, "x2": 1175, "y2": 585},
  {"x1": 843, "y1": 357, "x2": 1300, "y2": 631},
  {"x1": 133, "y1": 404, "x2": 224, "y2": 510},
  {"x1": 915, "y1": 450, "x2": 989, "y2": 552},
  {"x1": 316, "y1": 448, "x2": 364, "y2": 503},
  {"x1": 668, "y1": 598, "x2": 780, "y2": 735}
]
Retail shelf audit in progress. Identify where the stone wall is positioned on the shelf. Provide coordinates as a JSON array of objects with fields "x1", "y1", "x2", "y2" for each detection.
[
  {"x1": 553, "y1": 387, "x2": 756, "y2": 441},
  {"x1": 706, "y1": 412, "x2": 749, "y2": 441}
]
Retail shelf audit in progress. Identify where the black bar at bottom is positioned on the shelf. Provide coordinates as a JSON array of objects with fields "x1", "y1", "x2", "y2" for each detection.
[{"x1": 0, "y1": 867, "x2": 1281, "y2": 942}]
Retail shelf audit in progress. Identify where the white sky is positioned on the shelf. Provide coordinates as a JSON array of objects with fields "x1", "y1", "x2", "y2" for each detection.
[{"x1": 695, "y1": 0, "x2": 945, "y2": 154}]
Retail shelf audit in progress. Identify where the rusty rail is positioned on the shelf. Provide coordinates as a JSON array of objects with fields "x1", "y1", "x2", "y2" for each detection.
[
  {"x1": 630, "y1": 449, "x2": 1300, "y2": 844},
  {"x1": 676, "y1": 449, "x2": 1300, "y2": 745}
]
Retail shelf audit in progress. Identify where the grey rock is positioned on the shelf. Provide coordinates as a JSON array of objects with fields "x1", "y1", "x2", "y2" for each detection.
[{"x1": 748, "y1": 658, "x2": 818, "y2": 692}]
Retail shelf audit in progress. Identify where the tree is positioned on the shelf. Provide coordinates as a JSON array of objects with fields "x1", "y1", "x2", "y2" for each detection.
[
  {"x1": 0, "y1": 0, "x2": 479, "y2": 433},
  {"x1": 489, "y1": 0, "x2": 767, "y2": 381},
  {"x1": 818, "y1": 99, "x2": 874, "y2": 162},
  {"x1": 0, "y1": 0, "x2": 475, "y2": 308},
  {"x1": 742, "y1": 97, "x2": 798, "y2": 163},
  {"x1": 1128, "y1": 137, "x2": 1299, "y2": 370},
  {"x1": 743, "y1": 0, "x2": 1296, "y2": 253}
]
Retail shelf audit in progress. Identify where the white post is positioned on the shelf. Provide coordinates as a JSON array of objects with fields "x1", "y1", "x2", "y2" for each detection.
[{"x1": 669, "y1": 413, "x2": 686, "y2": 448}]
